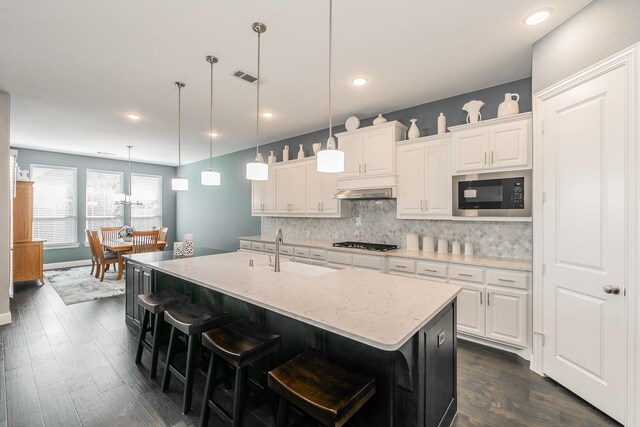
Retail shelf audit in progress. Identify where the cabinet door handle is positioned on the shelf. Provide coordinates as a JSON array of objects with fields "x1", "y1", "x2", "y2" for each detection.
[
  {"x1": 394, "y1": 264, "x2": 407, "y2": 269},
  {"x1": 359, "y1": 164, "x2": 362, "y2": 174},
  {"x1": 318, "y1": 202, "x2": 320, "y2": 211},
  {"x1": 420, "y1": 200, "x2": 423, "y2": 211},
  {"x1": 484, "y1": 152, "x2": 487, "y2": 166},
  {"x1": 480, "y1": 292, "x2": 483, "y2": 305},
  {"x1": 498, "y1": 278, "x2": 515, "y2": 283},
  {"x1": 364, "y1": 164, "x2": 367, "y2": 173},
  {"x1": 321, "y1": 202, "x2": 324, "y2": 211},
  {"x1": 487, "y1": 292, "x2": 490, "y2": 306},
  {"x1": 491, "y1": 150, "x2": 494, "y2": 165},
  {"x1": 423, "y1": 268, "x2": 437, "y2": 273},
  {"x1": 458, "y1": 273, "x2": 473, "y2": 277}
]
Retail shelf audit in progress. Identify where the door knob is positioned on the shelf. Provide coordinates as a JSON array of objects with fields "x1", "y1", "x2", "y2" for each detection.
[{"x1": 603, "y1": 285, "x2": 621, "y2": 295}]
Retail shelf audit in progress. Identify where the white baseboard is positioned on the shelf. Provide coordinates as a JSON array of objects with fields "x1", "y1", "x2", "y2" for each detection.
[
  {"x1": 0, "y1": 311, "x2": 12, "y2": 326},
  {"x1": 43, "y1": 259, "x2": 92, "y2": 271}
]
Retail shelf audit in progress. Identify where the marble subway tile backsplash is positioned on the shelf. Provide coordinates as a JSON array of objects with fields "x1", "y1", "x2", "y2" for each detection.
[{"x1": 261, "y1": 200, "x2": 532, "y2": 260}]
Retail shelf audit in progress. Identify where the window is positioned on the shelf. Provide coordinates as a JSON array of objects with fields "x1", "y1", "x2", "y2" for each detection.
[
  {"x1": 86, "y1": 169, "x2": 124, "y2": 233},
  {"x1": 31, "y1": 165, "x2": 78, "y2": 247},
  {"x1": 130, "y1": 173, "x2": 162, "y2": 230}
]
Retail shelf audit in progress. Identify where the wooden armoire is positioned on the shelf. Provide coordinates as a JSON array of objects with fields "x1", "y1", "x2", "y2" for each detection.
[{"x1": 13, "y1": 181, "x2": 44, "y2": 285}]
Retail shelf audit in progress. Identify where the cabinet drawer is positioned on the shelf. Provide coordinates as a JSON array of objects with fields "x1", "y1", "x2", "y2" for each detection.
[
  {"x1": 388, "y1": 257, "x2": 416, "y2": 274},
  {"x1": 309, "y1": 249, "x2": 327, "y2": 261},
  {"x1": 264, "y1": 244, "x2": 275, "y2": 254},
  {"x1": 449, "y1": 265, "x2": 484, "y2": 283},
  {"x1": 327, "y1": 251, "x2": 352, "y2": 265},
  {"x1": 353, "y1": 254, "x2": 385, "y2": 271},
  {"x1": 416, "y1": 261, "x2": 448, "y2": 279},
  {"x1": 279, "y1": 245, "x2": 294, "y2": 256},
  {"x1": 251, "y1": 242, "x2": 265, "y2": 252},
  {"x1": 239, "y1": 240, "x2": 252, "y2": 250},
  {"x1": 294, "y1": 247, "x2": 310, "y2": 258},
  {"x1": 486, "y1": 270, "x2": 529, "y2": 290}
]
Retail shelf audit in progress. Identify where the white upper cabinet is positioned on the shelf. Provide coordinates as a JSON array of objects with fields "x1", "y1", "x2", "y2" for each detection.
[
  {"x1": 336, "y1": 121, "x2": 407, "y2": 189},
  {"x1": 306, "y1": 160, "x2": 345, "y2": 216},
  {"x1": 277, "y1": 163, "x2": 306, "y2": 214},
  {"x1": 397, "y1": 135, "x2": 452, "y2": 219},
  {"x1": 251, "y1": 169, "x2": 277, "y2": 216},
  {"x1": 450, "y1": 113, "x2": 532, "y2": 174}
]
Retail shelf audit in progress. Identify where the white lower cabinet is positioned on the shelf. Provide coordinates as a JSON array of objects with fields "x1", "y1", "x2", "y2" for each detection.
[
  {"x1": 485, "y1": 286, "x2": 528, "y2": 348},
  {"x1": 456, "y1": 283, "x2": 486, "y2": 337}
]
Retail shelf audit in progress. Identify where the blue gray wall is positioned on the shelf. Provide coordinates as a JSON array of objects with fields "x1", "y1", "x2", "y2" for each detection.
[
  {"x1": 177, "y1": 78, "x2": 531, "y2": 251},
  {"x1": 532, "y1": 0, "x2": 640, "y2": 92},
  {"x1": 13, "y1": 148, "x2": 177, "y2": 264}
]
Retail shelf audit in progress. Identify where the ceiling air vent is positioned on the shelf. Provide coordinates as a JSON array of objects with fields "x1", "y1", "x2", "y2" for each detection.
[{"x1": 233, "y1": 70, "x2": 258, "y2": 84}]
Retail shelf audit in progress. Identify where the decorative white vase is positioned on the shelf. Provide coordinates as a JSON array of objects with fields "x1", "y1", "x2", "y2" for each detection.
[
  {"x1": 373, "y1": 114, "x2": 387, "y2": 125},
  {"x1": 268, "y1": 151, "x2": 276, "y2": 164},
  {"x1": 407, "y1": 119, "x2": 420, "y2": 139},
  {"x1": 183, "y1": 234, "x2": 194, "y2": 256},
  {"x1": 283, "y1": 145, "x2": 289, "y2": 162},
  {"x1": 255, "y1": 152, "x2": 264, "y2": 163},
  {"x1": 462, "y1": 100, "x2": 485, "y2": 124},
  {"x1": 173, "y1": 242, "x2": 184, "y2": 257},
  {"x1": 437, "y1": 113, "x2": 446, "y2": 134},
  {"x1": 497, "y1": 93, "x2": 520, "y2": 117},
  {"x1": 297, "y1": 144, "x2": 305, "y2": 159},
  {"x1": 312, "y1": 143, "x2": 321, "y2": 156}
]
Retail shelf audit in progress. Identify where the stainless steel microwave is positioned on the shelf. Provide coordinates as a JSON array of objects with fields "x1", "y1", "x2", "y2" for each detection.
[{"x1": 452, "y1": 170, "x2": 532, "y2": 217}]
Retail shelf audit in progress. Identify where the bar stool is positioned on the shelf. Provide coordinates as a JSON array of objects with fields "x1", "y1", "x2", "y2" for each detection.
[
  {"x1": 268, "y1": 351, "x2": 376, "y2": 427},
  {"x1": 135, "y1": 289, "x2": 190, "y2": 378},
  {"x1": 199, "y1": 320, "x2": 281, "y2": 427},
  {"x1": 162, "y1": 302, "x2": 230, "y2": 414}
]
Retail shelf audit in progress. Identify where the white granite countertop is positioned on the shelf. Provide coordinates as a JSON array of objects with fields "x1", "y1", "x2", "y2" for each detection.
[
  {"x1": 149, "y1": 252, "x2": 461, "y2": 351},
  {"x1": 238, "y1": 235, "x2": 532, "y2": 272}
]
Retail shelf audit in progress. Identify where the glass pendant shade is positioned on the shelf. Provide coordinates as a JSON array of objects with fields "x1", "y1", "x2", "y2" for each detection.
[
  {"x1": 317, "y1": 148, "x2": 344, "y2": 173},
  {"x1": 246, "y1": 162, "x2": 268, "y2": 181},
  {"x1": 171, "y1": 177, "x2": 189, "y2": 191},
  {"x1": 201, "y1": 170, "x2": 221, "y2": 186}
]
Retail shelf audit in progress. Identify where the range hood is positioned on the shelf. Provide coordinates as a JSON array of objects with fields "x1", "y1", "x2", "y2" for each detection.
[{"x1": 334, "y1": 188, "x2": 395, "y2": 200}]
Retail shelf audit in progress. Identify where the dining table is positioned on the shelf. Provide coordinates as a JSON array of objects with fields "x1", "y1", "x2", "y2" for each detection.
[{"x1": 101, "y1": 238, "x2": 167, "y2": 280}]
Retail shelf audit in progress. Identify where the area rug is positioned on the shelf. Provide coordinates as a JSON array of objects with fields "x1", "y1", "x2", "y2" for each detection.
[{"x1": 44, "y1": 266, "x2": 125, "y2": 305}]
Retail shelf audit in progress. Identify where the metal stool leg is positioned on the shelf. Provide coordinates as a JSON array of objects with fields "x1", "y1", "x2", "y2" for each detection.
[
  {"x1": 199, "y1": 353, "x2": 218, "y2": 427},
  {"x1": 231, "y1": 366, "x2": 248, "y2": 427},
  {"x1": 150, "y1": 312, "x2": 163, "y2": 378},
  {"x1": 161, "y1": 326, "x2": 178, "y2": 391},
  {"x1": 183, "y1": 334, "x2": 197, "y2": 414},
  {"x1": 135, "y1": 308, "x2": 150, "y2": 364}
]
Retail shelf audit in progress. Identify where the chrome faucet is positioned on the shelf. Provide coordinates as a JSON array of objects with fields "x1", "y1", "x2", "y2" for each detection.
[{"x1": 275, "y1": 228, "x2": 283, "y2": 272}]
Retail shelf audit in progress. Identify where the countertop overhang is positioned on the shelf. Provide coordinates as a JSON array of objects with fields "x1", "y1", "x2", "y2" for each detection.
[{"x1": 149, "y1": 252, "x2": 461, "y2": 351}]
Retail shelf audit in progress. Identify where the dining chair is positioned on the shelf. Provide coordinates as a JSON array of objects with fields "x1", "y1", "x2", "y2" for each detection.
[
  {"x1": 90, "y1": 230, "x2": 119, "y2": 281},
  {"x1": 132, "y1": 230, "x2": 160, "y2": 254},
  {"x1": 85, "y1": 229, "x2": 98, "y2": 276},
  {"x1": 101, "y1": 225, "x2": 121, "y2": 242},
  {"x1": 153, "y1": 226, "x2": 169, "y2": 243}
]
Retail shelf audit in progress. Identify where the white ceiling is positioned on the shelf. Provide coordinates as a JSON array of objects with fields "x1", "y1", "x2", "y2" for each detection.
[{"x1": 0, "y1": 0, "x2": 591, "y2": 166}]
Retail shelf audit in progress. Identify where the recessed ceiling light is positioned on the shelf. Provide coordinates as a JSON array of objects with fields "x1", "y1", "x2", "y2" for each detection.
[
  {"x1": 525, "y1": 8, "x2": 552, "y2": 25},
  {"x1": 352, "y1": 77, "x2": 368, "y2": 86},
  {"x1": 127, "y1": 113, "x2": 141, "y2": 120},
  {"x1": 262, "y1": 112, "x2": 273, "y2": 118}
]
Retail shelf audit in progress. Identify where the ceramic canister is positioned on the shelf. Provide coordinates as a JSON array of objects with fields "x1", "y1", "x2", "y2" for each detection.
[
  {"x1": 422, "y1": 236, "x2": 435, "y2": 253},
  {"x1": 464, "y1": 242, "x2": 474, "y2": 256},
  {"x1": 451, "y1": 241, "x2": 461, "y2": 255},
  {"x1": 173, "y1": 242, "x2": 184, "y2": 256},
  {"x1": 437, "y1": 238, "x2": 449, "y2": 254},
  {"x1": 407, "y1": 233, "x2": 420, "y2": 251}
]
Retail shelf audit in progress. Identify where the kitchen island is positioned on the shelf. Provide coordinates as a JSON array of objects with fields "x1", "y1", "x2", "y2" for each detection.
[{"x1": 139, "y1": 251, "x2": 461, "y2": 426}]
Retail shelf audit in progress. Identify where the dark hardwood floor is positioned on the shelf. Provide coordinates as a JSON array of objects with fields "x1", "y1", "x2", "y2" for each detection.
[{"x1": 0, "y1": 280, "x2": 620, "y2": 427}]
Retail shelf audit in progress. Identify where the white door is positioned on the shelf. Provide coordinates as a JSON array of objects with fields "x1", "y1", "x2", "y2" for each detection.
[
  {"x1": 456, "y1": 283, "x2": 486, "y2": 337},
  {"x1": 485, "y1": 286, "x2": 528, "y2": 348},
  {"x1": 452, "y1": 129, "x2": 489, "y2": 173},
  {"x1": 541, "y1": 65, "x2": 627, "y2": 423},
  {"x1": 264, "y1": 171, "x2": 277, "y2": 213},
  {"x1": 320, "y1": 171, "x2": 339, "y2": 214},
  {"x1": 337, "y1": 134, "x2": 363, "y2": 179},
  {"x1": 424, "y1": 140, "x2": 451, "y2": 215},
  {"x1": 488, "y1": 120, "x2": 530, "y2": 169},
  {"x1": 396, "y1": 144, "x2": 424, "y2": 216},
  {"x1": 306, "y1": 161, "x2": 322, "y2": 214},
  {"x1": 288, "y1": 164, "x2": 307, "y2": 213},
  {"x1": 276, "y1": 166, "x2": 291, "y2": 213},
  {"x1": 363, "y1": 127, "x2": 394, "y2": 176},
  {"x1": 251, "y1": 181, "x2": 264, "y2": 215}
]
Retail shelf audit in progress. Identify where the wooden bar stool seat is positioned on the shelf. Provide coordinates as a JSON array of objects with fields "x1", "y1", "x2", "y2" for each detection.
[
  {"x1": 268, "y1": 351, "x2": 376, "y2": 427},
  {"x1": 135, "y1": 289, "x2": 190, "y2": 378},
  {"x1": 199, "y1": 320, "x2": 280, "y2": 427},
  {"x1": 162, "y1": 302, "x2": 230, "y2": 414}
]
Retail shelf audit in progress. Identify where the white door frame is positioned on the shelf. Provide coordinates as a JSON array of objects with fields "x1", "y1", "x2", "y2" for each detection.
[{"x1": 532, "y1": 43, "x2": 640, "y2": 426}]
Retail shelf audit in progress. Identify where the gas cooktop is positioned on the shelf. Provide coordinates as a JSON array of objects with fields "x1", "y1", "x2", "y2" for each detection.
[{"x1": 332, "y1": 241, "x2": 398, "y2": 252}]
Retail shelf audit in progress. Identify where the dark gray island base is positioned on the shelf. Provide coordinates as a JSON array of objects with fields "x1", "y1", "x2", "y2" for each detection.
[{"x1": 125, "y1": 252, "x2": 458, "y2": 426}]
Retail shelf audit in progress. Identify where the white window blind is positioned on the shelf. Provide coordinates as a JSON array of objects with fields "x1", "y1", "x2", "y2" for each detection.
[
  {"x1": 31, "y1": 165, "x2": 78, "y2": 246},
  {"x1": 131, "y1": 173, "x2": 163, "y2": 231},
  {"x1": 86, "y1": 169, "x2": 124, "y2": 233}
]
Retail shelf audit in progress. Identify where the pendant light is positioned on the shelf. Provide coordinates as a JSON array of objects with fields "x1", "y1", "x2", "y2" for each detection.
[
  {"x1": 317, "y1": 0, "x2": 344, "y2": 173},
  {"x1": 115, "y1": 145, "x2": 142, "y2": 206},
  {"x1": 171, "y1": 81, "x2": 189, "y2": 191},
  {"x1": 246, "y1": 22, "x2": 269, "y2": 181},
  {"x1": 201, "y1": 56, "x2": 221, "y2": 186}
]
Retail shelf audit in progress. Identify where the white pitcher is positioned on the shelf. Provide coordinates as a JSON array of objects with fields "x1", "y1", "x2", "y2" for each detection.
[
  {"x1": 462, "y1": 100, "x2": 484, "y2": 124},
  {"x1": 497, "y1": 93, "x2": 520, "y2": 117}
]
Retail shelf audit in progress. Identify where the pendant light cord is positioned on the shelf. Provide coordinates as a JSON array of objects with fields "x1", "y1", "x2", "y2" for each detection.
[
  {"x1": 328, "y1": 0, "x2": 333, "y2": 141},
  {"x1": 209, "y1": 60, "x2": 214, "y2": 170},
  {"x1": 256, "y1": 28, "x2": 262, "y2": 160},
  {"x1": 175, "y1": 82, "x2": 185, "y2": 169},
  {"x1": 127, "y1": 145, "x2": 132, "y2": 195}
]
